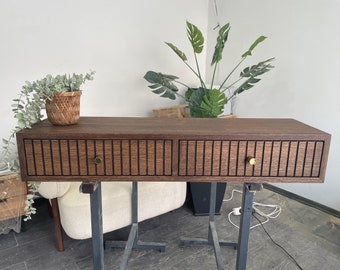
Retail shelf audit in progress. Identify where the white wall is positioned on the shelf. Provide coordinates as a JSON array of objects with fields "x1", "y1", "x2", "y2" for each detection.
[
  {"x1": 0, "y1": 0, "x2": 209, "y2": 134},
  {"x1": 1, "y1": 0, "x2": 339, "y2": 211},
  {"x1": 0, "y1": 0, "x2": 208, "y2": 158},
  {"x1": 211, "y1": 0, "x2": 340, "y2": 210}
]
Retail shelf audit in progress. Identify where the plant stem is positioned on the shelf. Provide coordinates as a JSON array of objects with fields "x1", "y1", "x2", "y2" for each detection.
[
  {"x1": 219, "y1": 57, "x2": 246, "y2": 91},
  {"x1": 223, "y1": 77, "x2": 244, "y2": 94},
  {"x1": 210, "y1": 62, "x2": 218, "y2": 90},
  {"x1": 192, "y1": 52, "x2": 206, "y2": 89},
  {"x1": 174, "y1": 80, "x2": 190, "y2": 89}
]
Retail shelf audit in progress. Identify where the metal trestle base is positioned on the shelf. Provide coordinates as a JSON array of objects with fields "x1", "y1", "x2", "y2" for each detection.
[
  {"x1": 104, "y1": 182, "x2": 166, "y2": 270},
  {"x1": 180, "y1": 182, "x2": 237, "y2": 270},
  {"x1": 180, "y1": 182, "x2": 262, "y2": 270}
]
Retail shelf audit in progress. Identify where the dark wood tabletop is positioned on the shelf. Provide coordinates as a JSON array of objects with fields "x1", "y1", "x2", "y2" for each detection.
[{"x1": 16, "y1": 117, "x2": 331, "y2": 183}]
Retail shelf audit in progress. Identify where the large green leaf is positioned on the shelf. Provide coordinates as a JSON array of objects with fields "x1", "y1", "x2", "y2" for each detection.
[
  {"x1": 186, "y1": 21, "x2": 204, "y2": 54},
  {"x1": 186, "y1": 88, "x2": 227, "y2": 118},
  {"x1": 240, "y1": 58, "x2": 275, "y2": 78},
  {"x1": 143, "y1": 71, "x2": 179, "y2": 100},
  {"x1": 233, "y1": 58, "x2": 275, "y2": 95},
  {"x1": 200, "y1": 89, "x2": 227, "y2": 117},
  {"x1": 242, "y1": 36, "x2": 267, "y2": 58},
  {"x1": 165, "y1": 42, "x2": 187, "y2": 62},
  {"x1": 211, "y1": 23, "x2": 231, "y2": 65}
]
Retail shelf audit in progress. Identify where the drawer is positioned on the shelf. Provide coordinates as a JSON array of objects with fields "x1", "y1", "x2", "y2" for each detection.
[
  {"x1": 0, "y1": 195, "x2": 26, "y2": 221},
  {"x1": 178, "y1": 140, "x2": 325, "y2": 178},
  {"x1": 16, "y1": 117, "x2": 331, "y2": 183},
  {"x1": 0, "y1": 174, "x2": 27, "y2": 199},
  {"x1": 22, "y1": 139, "x2": 173, "y2": 177}
]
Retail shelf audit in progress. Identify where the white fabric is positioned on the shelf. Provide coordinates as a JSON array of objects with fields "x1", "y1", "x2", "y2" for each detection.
[
  {"x1": 38, "y1": 182, "x2": 71, "y2": 199},
  {"x1": 43, "y1": 181, "x2": 186, "y2": 240}
]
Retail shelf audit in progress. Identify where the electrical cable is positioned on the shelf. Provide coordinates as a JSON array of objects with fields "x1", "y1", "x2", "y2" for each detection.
[
  {"x1": 224, "y1": 188, "x2": 303, "y2": 269},
  {"x1": 223, "y1": 189, "x2": 242, "y2": 202},
  {"x1": 225, "y1": 189, "x2": 282, "y2": 228},
  {"x1": 252, "y1": 214, "x2": 304, "y2": 270}
]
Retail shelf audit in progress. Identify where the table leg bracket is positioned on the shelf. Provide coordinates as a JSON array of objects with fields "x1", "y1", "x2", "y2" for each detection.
[{"x1": 180, "y1": 220, "x2": 237, "y2": 270}]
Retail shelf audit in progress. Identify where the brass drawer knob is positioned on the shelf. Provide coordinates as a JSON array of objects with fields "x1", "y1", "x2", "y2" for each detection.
[
  {"x1": 94, "y1": 156, "x2": 103, "y2": 164},
  {"x1": 247, "y1": 157, "x2": 256, "y2": 166}
]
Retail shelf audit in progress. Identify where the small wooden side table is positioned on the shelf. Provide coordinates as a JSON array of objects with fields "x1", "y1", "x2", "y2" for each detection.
[{"x1": 0, "y1": 173, "x2": 27, "y2": 233}]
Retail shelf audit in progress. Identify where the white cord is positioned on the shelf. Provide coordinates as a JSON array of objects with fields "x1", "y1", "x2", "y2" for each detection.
[
  {"x1": 226, "y1": 189, "x2": 282, "y2": 229},
  {"x1": 223, "y1": 189, "x2": 242, "y2": 202},
  {"x1": 253, "y1": 202, "x2": 282, "y2": 219}
]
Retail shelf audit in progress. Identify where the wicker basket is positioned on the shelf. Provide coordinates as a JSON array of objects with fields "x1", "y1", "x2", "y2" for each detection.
[
  {"x1": 45, "y1": 91, "x2": 82, "y2": 125},
  {"x1": 153, "y1": 104, "x2": 190, "y2": 118},
  {"x1": 152, "y1": 104, "x2": 235, "y2": 119}
]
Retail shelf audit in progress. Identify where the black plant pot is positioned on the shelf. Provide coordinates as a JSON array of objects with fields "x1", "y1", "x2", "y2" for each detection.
[{"x1": 189, "y1": 182, "x2": 227, "y2": 216}]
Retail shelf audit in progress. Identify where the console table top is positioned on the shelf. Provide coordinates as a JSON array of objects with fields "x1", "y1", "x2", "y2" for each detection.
[{"x1": 17, "y1": 117, "x2": 330, "y2": 140}]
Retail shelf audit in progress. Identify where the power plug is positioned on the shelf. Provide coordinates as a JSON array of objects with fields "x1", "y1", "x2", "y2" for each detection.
[{"x1": 232, "y1": 207, "x2": 241, "y2": 216}]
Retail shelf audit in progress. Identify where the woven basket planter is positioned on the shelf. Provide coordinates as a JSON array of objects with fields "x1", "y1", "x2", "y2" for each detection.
[{"x1": 45, "y1": 91, "x2": 82, "y2": 125}]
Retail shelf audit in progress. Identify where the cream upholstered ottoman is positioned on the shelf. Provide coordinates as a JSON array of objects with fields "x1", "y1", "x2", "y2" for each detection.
[{"x1": 38, "y1": 182, "x2": 186, "y2": 240}]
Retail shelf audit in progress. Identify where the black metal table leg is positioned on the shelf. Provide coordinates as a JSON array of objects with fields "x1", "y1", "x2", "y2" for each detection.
[
  {"x1": 105, "y1": 182, "x2": 166, "y2": 270},
  {"x1": 80, "y1": 182, "x2": 105, "y2": 270},
  {"x1": 236, "y1": 183, "x2": 262, "y2": 270},
  {"x1": 180, "y1": 182, "x2": 237, "y2": 270}
]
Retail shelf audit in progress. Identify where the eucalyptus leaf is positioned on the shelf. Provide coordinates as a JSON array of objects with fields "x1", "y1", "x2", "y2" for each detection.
[
  {"x1": 15, "y1": 113, "x2": 24, "y2": 120},
  {"x1": 2, "y1": 70, "x2": 95, "y2": 220}
]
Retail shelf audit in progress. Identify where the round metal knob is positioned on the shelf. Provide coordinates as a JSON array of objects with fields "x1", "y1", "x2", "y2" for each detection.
[
  {"x1": 94, "y1": 156, "x2": 103, "y2": 164},
  {"x1": 247, "y1": 157, "x2": 256, "y2": 166}
]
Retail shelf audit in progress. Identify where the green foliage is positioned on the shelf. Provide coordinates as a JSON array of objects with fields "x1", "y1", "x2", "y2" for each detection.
[
  {"x1": 211, "y1": 23, "x2": 230, "y2": 65},
  {"x1": 233, "y1": 58, "x2": 275, "y2": 95},
  {"x1": 144, "y1": 21, "x2": 275, "y2": 118},
  {"x1": 143, "y1": 71, "x2": 179, "y2": 100},
  {"x1": 186, "y1": 21, "x2": 204, "y2": 54},
  {"x1": 1, "y1": 71, "x2": 95, "y2": 221},
  {"x1": 3, "y1": 70, "x2": 95, "y2": 169},
  {"x1": 242, "y1": 35, "x2": 267, "y2": 58},
  {"x1": 186, "y1": 88, "x2": 227, "y2": 118},
  {"x1": 165, "y1": 43, "x2": 187, "y2": 62}
]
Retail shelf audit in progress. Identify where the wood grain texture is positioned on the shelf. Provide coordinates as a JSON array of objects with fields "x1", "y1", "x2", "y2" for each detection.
[
  {"x1": 0, "y1": 174, "x2": 26, "y2": 221},
  {"x1": 16, "y1": 117, "x2": 331, "y2": 183}
]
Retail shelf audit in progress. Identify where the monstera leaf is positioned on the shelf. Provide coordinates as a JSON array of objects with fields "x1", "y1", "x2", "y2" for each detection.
[
  {"x1": 233, "y1": 58, "x2": 275, "y2": 95},
  {"x1": 242, "y1": 35, "x2": 267, "y2": 58},
  {"x1": 144, "y1": 21, "x2": 275, "y2": 118},
  {"x1": 211, "y1": 23, "x2": 231, "y2": 65},
  {"x1": 165, "y1": 42, "x2": 187, "y2": 62},
  {"x1": 144, "y1": 71, "x2": 179, "y2": 100},
  {"x1": 186, "y1": 21, "x2": 204, "y2": 54},
  {"x1": 186, "y1": 87, "x2": 227, "y2": 118}
]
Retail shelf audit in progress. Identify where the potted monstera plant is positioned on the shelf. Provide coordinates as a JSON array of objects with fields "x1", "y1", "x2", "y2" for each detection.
[
  {"x1": 144, "y1": 21, "x2": 274, "y2": 215},
  {"x1": 2, "y1": 70, "x2": 95, "y2": 220}
]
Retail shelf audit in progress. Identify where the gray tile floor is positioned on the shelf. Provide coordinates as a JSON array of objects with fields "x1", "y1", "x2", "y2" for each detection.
[{"x1": 1, "y1": 184, "x2": 339, "y2": 270}]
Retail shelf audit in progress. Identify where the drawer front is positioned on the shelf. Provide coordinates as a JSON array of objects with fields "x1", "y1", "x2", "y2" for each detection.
[
  {"x1": 0, "y1": 174, "x2": 26, "y2": 199},
  {"x1": 178, "y1": 140, "x2": 325, "y2": 178},
  {"x1": 22, "y1": 139, "x2": 173, "y2": 177},
  {"x1": 0, "y1": 195, "x2": 26, "y2": 221}
]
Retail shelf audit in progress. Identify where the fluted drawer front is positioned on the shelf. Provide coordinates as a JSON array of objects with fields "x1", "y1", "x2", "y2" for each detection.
[
  {"x1": 23, "y1": 139, "x2": 173, "y2": 176},
  {"x1": 178, "y1": 140, "x2": 325, "y2": 178}
]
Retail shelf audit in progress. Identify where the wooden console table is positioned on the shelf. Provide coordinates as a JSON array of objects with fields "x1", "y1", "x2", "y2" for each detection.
[{"x1": 16, "y1": 117, "x2": 331, "y2": 270}]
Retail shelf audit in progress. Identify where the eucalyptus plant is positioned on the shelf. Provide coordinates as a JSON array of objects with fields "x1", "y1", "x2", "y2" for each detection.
[
  {"x1": 144, "y1": 21, "x2": 274, "y2": 118},
  {"x1": 2, "y1": 71, "x2": 95, "y2": 220}
]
